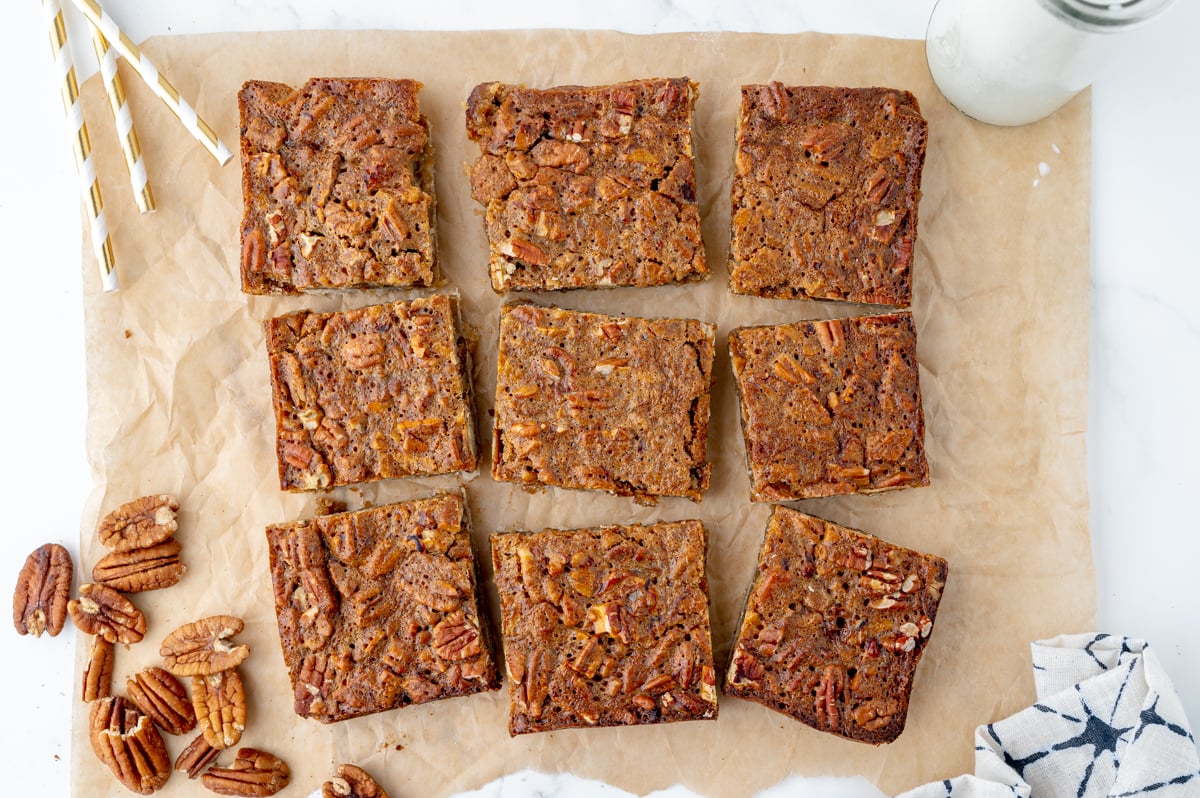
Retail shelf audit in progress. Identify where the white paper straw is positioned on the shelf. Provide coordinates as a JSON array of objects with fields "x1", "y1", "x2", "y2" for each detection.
[
  {"x1": 91, "y1": 30, "x2": 155, "y2": 214},
  {"x1": 43, "y1": 0, "x2": 118, "y2": 292},
  {"x1": 69, "y1": 0, "x2": 234, "y2": 166}
]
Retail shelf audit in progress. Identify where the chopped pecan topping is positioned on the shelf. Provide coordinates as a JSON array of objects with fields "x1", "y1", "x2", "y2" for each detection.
[
  {"x1": 493, "y1": 303, "x2": 714, "y2": 501},
  {"x1": 730, "y1": 649, "x2": 765, "y2": 687},
  {"x1": 239, "y1": 79, "x2": 437, "y2": 294},
  {"x1": 800, "y1": 124, "x2": 855, "y2": 162},
  {"x1": 431, "y1": 611, "x2": 482, "y2": 660},
  {"x1": 340, "y1": 333, "x2": 386, "y2": 370},
  {"x1": 814, "y1": 665, "x2": 845, "y2": 731},
  {"x1": 730, "y1": 313, "x2": 928, "y2": 501},
  {"x1": 723, "y1": 507, "x2": 947, "y2": 744},
  {"x1": 98, "y1": 495, "x2": 180, "y2": 552},
  {"x1": 729, "y1": 85, "x2": 927, "y2": 305},
  {"x1": 89, "y1": 696, "x2": 171, "y2": 795},
  {"x1": 161, "y1": 615, "x2": 250, "y2": 677},
  {"x1": 492, "y1": 521, "x2": 717, "y2": 734},
  {"x1": 323, "y1": 764, "x2": 390, "y2": 798},
  {"x1": 467, "y1": 79, "x2": 706, "y2": 291},
  {"x1": 851, "y1": 698, "x2": 902, "y2": 731},
  {"x1": 93, "y1": 539, "x2": 185, "y2": 593},
  {"x1": 12, "y1": 543, "x2": 72, "y2": 637},
  {"x1": 68, "y1": 583, "x2": 146, "y2": 645},
  {"x1": 265, "y1": 296, "x2": 478, "y2": 491},
  {"x1": 192, "y1": 669, "x2": 247, "y2": 749},
  {"x1": 201, "y1": 747, "x2": 290, "y2": 796},
  {"x1": 267, "y1": 494, "x2": 498, "y2": 724},
  {"x1": 500, "y1": 237, "x2": 549, "y2": 267}
]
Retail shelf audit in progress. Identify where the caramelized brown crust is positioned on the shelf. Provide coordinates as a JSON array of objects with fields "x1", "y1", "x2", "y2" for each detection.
[
  {"x1": 239, "y1": 78, "x2": 438, "y2": 294},
  {"x1": 491, "y1": 521, "x2": 717, "y2": 735},
  {"x1": 729, "y1": 84, "x2": 927, "y2": 306},
  {"x1": 465, "y1": 78, "x2": 708, "y2": 291},
  {"x1": 729, "y1": 313, "x2": 928, "y2": 501},
  {"x1": 724, "y1": 507, "x2": 947, "y2": 744},
  {"x1": 266, "y1": 493, "x2": 499, "y2": 724},
  {"x1": 492, "y1": 302, "x2": 714, "y2": 501},
  {"x1": 264, "y1": 295, "x2": 477, "y2": 491}
]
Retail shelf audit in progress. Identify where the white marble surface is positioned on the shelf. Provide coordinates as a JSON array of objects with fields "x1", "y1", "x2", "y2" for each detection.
[{"x1": 1, "y1": 2, "x2": 1198, "y2": 796}]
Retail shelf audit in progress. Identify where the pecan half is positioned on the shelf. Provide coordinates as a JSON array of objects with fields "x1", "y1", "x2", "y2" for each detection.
[
  {"x1": 323, "y1": 764, "x2": 390, "y2": 798},
  {"x1": 89, "y1": 696, "x2": 171, "y2": 795},
  {"x1": 851, "y1": 697, "x2": 902, "y2": 732},
  {"x1": 729, "y1": 649, "x2": 764, "y2": 687},
  {"x1": 814, "y1": 664, "x2": 845, "y2": 731},
  {"x1": 82, "y1": 636, "x2": 115, "y2": 702},
  {"x1": 431, "y1": 611, "x2": 482, "y2": 661},
  {"x1": 12, "y1": 543, "x2": 73, "y2": 637},
  {"x1": 68, "y1": 583, "x2": 147, "y2": 645},
  {"x1": 175, "y1": 733, "x2": 221, "y2": 779},
  {"x1": 201, "y1": 748, "x2": 290, "y2": 796},
  {"x1": 98, "y1": 495, "x2": 180, "y2": 552},
  {"x1": 193, "y1": 669, "x2": 247, "y2": 749},
  {"x1": 340, "y1": 333, "x2": 386, "y2": 370},
  {"x1": 161, "y1": 615, "x2": 250, "y2": 676},
  {"x1": 93, "y1": 539, "x2": 185, "y2": 593},
  {"x1": 128, "y1": 666, "x2": 197, "y2": 735}
]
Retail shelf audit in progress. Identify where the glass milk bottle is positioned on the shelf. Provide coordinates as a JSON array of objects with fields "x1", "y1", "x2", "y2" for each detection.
[{"x1": 926, "y1": 0, "x2": 1174, "y2": 126}]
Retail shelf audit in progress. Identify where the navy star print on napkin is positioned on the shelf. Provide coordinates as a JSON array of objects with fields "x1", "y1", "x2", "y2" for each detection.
[{"x1": 897, "y1": 634, "x2": 1199, "y2": 798}]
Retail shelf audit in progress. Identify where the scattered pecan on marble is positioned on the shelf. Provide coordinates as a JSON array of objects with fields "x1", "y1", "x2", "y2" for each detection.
[{"x1": 12, "y1": 542, "x2": 73, "y2": 637}]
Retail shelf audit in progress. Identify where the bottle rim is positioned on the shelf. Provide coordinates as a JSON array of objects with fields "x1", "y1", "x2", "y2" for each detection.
[{"x1": 1039, "y1": 0, "x2": 1175, "y2": 31}]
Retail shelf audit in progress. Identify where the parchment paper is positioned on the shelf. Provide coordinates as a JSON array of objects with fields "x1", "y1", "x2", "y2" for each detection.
[{"x1": 71, "y1": 30, "x2": 1094, "y2": 798}]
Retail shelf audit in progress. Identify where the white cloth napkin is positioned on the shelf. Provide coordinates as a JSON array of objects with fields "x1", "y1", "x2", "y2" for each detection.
[{"x1": 897, "y1": 634, "x2": 1200, "y2": 798}]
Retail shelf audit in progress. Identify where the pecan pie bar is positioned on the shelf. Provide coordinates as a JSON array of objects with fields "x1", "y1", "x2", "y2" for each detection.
[
  {"x1": 266, "y1": 492, "x2": 499, "y2": 723},
  {"x1": 724, "y1": 506, "x2": 947, "y2": 744},
  {"x1": 729, "y1": 312, "x2": 928, "y2": 501},
  {"x1": 265, "y1": 295, "x2": 477, "y2": 491},
  {"x1": 491, "y1": 520, "x2": 718, "y2": 734},
  {"x1": 729, "y1": 84, "x2": 928, "y2": 306},
  {"x1": 466, "y1": 78, "x2": 708, "y2": 291},
  {"x1": 239, "y1": 78, "x2": 438, "y2": 294},
  {"x1": 492, "y1": 302, "x2": 714, "y2": 501}
]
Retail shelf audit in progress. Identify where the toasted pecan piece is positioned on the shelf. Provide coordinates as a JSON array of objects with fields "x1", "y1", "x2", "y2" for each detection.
[
  {"x1": 161, "y1": 615, "x2": 250, "y2": 676},
  {"x1": 98, "y1": 495, "x2": 180, "y2": 552},
  {"x1": 12, "y1": 543, "x2": 73, "y2": 637},
  {"x1": 68, "y1": 583, "x2": 146, "y2": 645}
]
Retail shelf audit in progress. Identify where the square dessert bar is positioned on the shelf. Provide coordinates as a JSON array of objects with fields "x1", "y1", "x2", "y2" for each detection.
[
  {"x1": 724, "y1": 506, "x2": 947, "y2": 744},
  {"x1": 239, "y1": 78, "x2": 438, "y2": 294},
  {"x1": 265, "y1": 294, "x2": 477, "y2": 491},
  {"x1": 729, "y1": 84, "x2": 928, "y2": 306},
  {"x1": 492, "y1": 302, "x2": 714, "y2": 501},
  {"x1": 729, "y1": 312, "x2": 928, "y2": 502},
  {"x1": 491, "y1": 520, "x2": 718, "y2": 734},
  {"x1": 465, "y1": 78, "x2": 708, "y2": 291},
  {"x1": 266, "y1": 492, "x2": 499, "y2": 723}
]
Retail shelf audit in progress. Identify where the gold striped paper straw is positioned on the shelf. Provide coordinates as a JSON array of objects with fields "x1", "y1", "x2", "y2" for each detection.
[
  {"x1": 91, "y1": 30, "x2": 155, "y2": 214},
  {"x1": 43, "y1": 0, "x2": 118, "y2": 292},
  {"x1": 69, "y1": 0, "x2": 233, "y2": 166}
]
